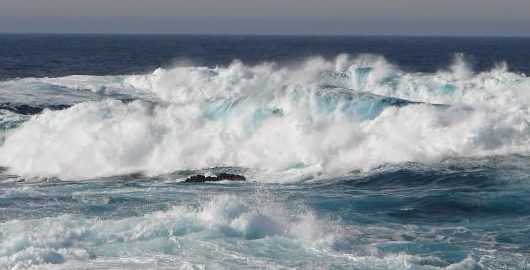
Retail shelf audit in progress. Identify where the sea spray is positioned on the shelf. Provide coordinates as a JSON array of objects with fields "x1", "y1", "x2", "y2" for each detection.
[{"x1": 0, "y1": 55, "x2": 528, "y2": 180}]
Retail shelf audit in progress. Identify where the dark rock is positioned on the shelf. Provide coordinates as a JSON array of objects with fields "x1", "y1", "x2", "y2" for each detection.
[
  {"x1": 0, "y1": 103, "x2": 72, "y2": 115},
  {"x1": 184, "y1": 173, "x2": 246, "y2": 183},
  {"x1": 0, "y1": 99, "x2": 138, "y2": 116}
]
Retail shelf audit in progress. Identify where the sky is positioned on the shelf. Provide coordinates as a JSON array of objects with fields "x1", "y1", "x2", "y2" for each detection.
[{"x1": 1, "y1": 0, "x2": 530, "y2": 36}]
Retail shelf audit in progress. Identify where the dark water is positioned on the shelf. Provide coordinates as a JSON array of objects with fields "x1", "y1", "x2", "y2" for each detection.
[
  {"x1": 0, "y1": 35, "x2": 529, "y2": 269},
  {"x1": 2, "y1": 34, "x2": 530, "y2": 80}
]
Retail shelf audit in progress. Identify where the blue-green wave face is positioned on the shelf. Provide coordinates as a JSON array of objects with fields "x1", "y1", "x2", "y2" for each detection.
[
  {"x1": 314, "y1": 87, "x2": 432, "y2": 120},
  {"x1": 204, "y1": 86, "x2": 434, "y2": 126},
  {"x1": 0, "y1": 111, "x2": 30, "y2": 133}
]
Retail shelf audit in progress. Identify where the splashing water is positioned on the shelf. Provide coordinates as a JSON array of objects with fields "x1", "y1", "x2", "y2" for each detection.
[
  {"x1": 0, "y1": 44, "x2": 529, "y2": 269},
  {"x1": 0, "y1": 55, "x2": 528, "y2": 180}
]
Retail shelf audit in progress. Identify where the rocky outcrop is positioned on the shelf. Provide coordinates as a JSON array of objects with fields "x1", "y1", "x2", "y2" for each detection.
[{"x1": 184, "y1": 173, "x2": 246, "y2": 183}]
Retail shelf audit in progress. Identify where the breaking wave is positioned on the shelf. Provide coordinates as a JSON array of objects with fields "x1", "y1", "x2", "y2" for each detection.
[
  {"x1": 0, "y1": 54, "x2": 528, "y2": 180},
  {"x1": 0, "y1": 194, "x2": 338, "y2": 269},
  {"x1": 0, "y1": 192, "x2": 489, "y2": 269}
]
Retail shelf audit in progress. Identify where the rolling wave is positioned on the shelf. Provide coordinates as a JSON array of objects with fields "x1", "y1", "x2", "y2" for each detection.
[{"x1": 0, "y1": 54, "x2": 528, "y2": 180}]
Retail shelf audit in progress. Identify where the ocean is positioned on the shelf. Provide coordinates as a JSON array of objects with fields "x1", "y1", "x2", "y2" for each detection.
[{"x1": 0, "y1": 34, "x2": 529, "y2": 269}]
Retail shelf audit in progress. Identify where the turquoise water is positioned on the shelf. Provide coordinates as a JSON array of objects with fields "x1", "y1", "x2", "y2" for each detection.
[{"x1": 1, "y1": 156, "x2": 529, "y2": 269}]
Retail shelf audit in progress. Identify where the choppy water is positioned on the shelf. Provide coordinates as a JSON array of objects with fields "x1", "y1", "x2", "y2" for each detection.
[{"x1": 0, "y1": 35, "x2": 529, "y2": 269}]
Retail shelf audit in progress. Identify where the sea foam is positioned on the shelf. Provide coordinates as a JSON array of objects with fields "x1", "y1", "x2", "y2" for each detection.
[{"x1": 0, "y1": 55, "x2": 528, "y2": 180}]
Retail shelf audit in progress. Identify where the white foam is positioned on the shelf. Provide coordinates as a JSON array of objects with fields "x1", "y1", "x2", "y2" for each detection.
[
  {"x1": 0, "y1": 55, "x2": 528, "y2": 180},
  {"x1": 0, "y1": 192, "x2": 485, "y2": 269},
  {"x1": 0, "y1": 194, "x2": 341, "y2": 269}
]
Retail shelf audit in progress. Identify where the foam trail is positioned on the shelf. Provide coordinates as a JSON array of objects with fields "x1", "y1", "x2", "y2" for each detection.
[
  {"x1": 0, "y1": 194, "x2": 339, "y2": 269},
  {"x1": 0, "y1": 55, "x2": 528, "y2": 180},
  {"x1": 0, "y1": 192, "x2": 485, "y2": 269}
]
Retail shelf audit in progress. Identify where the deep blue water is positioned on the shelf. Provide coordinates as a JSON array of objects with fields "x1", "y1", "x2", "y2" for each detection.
[
  {"x1": 2, "y1": 34, "x2": 530, "y2": 80},
  {"x1": 0, "y1": 35, "x2": 529, "y2": 269}
]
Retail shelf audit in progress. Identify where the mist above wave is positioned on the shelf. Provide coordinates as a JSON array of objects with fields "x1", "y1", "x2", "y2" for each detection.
[{"x1": 0, "y1": 54, "x2": 528, "y2": 180}]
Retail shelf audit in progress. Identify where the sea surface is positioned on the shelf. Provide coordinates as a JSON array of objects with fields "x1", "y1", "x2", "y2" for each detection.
[{"x1": 0, "y1": 34, "x2": 529, "y2": 269}]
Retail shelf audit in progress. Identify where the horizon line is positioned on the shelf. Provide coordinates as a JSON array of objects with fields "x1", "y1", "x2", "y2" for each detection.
[{"x1": 1, "y1": 32, "x2": 530, "y2": 38}]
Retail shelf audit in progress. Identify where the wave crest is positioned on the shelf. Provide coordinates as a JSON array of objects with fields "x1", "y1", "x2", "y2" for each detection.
[{"x1": 0, "y1": 55, "x2": 528, "y2": 180}]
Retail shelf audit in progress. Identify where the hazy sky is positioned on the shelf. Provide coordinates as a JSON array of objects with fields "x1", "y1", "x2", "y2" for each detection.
[{"x1": 1, "y1": 0, "x2": 530, "y2": 36}]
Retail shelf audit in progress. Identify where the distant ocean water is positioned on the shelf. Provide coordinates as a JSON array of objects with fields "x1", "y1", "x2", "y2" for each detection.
[{"x1": 0, "y1": 34, "x2": 529, "y2": 269}]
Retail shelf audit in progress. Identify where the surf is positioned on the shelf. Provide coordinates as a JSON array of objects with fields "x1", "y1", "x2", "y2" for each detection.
[{"x1": 0, "y1": 54, "x2": 528, "y2": 181}]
